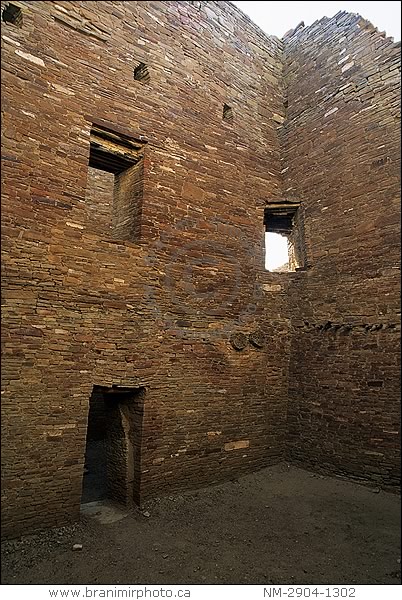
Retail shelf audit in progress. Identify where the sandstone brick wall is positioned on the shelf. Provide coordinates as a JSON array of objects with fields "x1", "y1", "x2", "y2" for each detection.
[
  {"x1": 281, "y1": 12, "x2": 401, "y2": 487},
  {"x1": 85, "y1": 168, "x2": 115, "y2": 237},
  {"x1": 1, "y1": 0, "x2": 288, "y2": 537},
  {"x1": 1, "y1": 2, "x2": 400, "y2": 539}
]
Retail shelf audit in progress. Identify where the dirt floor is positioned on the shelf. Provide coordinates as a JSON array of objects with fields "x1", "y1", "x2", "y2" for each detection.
[{"x1": 1, "y1": 464, "x2": 401, "y2": 585}]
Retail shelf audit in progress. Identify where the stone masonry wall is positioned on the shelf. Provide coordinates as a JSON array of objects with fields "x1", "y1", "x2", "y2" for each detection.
[
  {"x1": 1, "y1": 0, "x2": 288, "y2": 537},
  {"x1": 1, "y1": 2, "x2": 400, "y2": 539},
  {"x1": 84, "y1": 168, "x2": 115, "y2": 237},
  {"x1": 281, "y1": 13, "x2": 401, "y2": 487}
]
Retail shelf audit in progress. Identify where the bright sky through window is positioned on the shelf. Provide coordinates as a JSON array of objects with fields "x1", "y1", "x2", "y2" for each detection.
[{"x1": 265, "y1": 232, "x2": 289, "y2": 271}]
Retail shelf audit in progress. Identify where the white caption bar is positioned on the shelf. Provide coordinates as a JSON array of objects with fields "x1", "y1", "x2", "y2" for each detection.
[{"x1": 1, "y1": 585, "x2": 401, "y2": 600}]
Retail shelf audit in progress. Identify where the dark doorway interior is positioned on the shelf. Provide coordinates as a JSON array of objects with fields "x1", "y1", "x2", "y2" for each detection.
[{"x1": 81, "y1": 385, "x2": 145, "y2": 506}]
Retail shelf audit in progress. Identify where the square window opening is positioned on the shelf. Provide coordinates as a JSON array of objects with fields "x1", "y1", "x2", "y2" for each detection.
[
  {"x1": 264, "y1": 203, "x2": 304, "y2": 272},
  {"x1": 2, "y1": 3, "x2": 22, "y2": 26},
  {"x1": 85, "y1": 125, "x2": 146, "y2": 242},
  {"x1": 223, "y1": 103, "x2": 234, "y2": 123},
  {"x1": 133, "y1": 62, "x2": 150, "y2": 83}
]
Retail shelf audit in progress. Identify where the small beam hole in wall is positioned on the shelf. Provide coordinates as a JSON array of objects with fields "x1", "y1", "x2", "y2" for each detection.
[
  {"x1": 2, "y1": 3, "x2": 23, "y2": 26},
  {"x1": 133, "y1": 62, "x2": 150, "y2": 83},
  {"x1": 86, "y1": 125, "x2": 146, "y2": 241},
  {"x1": 223, "y1": 103, "x2": 234, "y2": 123},
  {"x1": 264, "y1": 203, "x2": 304, "y2": 272},
  {"x1": 81, "y1": 385, "x2": 145, "y2": 506},
  {"x1": 367, "y1": 381, "x2": 384, "y2": 388}
]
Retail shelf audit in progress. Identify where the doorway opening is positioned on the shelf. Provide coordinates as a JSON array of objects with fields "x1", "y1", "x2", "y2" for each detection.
[{"x1": 81, "y1": 385, "x2": 145, "y2": 506}]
